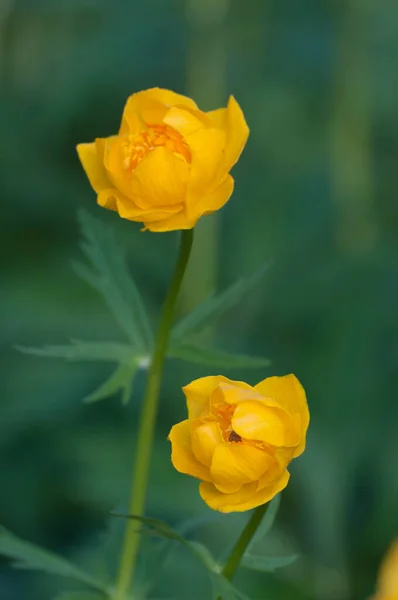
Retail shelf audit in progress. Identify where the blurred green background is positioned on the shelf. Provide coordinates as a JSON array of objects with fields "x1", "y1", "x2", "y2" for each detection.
[{"x1": 1, "y1": 0, "x2": 398, "y2": 599}]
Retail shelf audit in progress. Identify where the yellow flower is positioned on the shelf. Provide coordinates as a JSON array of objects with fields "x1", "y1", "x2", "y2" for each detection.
[
  {"x1": 168, "y1": 374, "x2": 309, "y2": 513},
  {"x1": 76, "y1": 88, "x2": 249, "y2": 232},
  {"x1": 373, "y1": 540, "x2": 398, "y2": 600}
]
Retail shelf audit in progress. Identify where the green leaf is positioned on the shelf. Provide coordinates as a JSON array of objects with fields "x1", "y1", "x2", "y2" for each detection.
[
  {"x1": 246, "y1": 494, "x2": 281, "y2": 552},
  {"x1": 83, "y1": 362, "x2": 139, "y2": 405},
  {"x1": 242, "y1": 553, "x2": 298, "y2": 573},
  {"x1": 16, "y1": 340, "x2": 135, "y2": 363},
  {"x1": 16, "y1": 340, "x2": 148, "y2": 405},
  {"x1": 112, "y1": 513, "x2": 219, "y2": 573},
  {"x1": 74, "y1": 209, "x2": 153, "y2": 351},
  {"x1": 0, "y1": 527, "x2": 108, "y2": 594},
  {"x1": 211, "y1": 574, "x2": 252, "y2": 600},
  {"x1": 54, "y1": 593, "x2": 105, "y2": 600},
  {"x1": 171, "y1": 262, "x2": 271, "y2": 342},
  {"x1": 168, "y1": 343, "x2": 271, "y2": 369}
]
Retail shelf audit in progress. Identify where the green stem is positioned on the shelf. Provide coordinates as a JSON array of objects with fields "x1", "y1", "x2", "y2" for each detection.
[
  {"x1": 221, "y1": 503, "x2": 268, "y2": 584},
  {"x1": 114, "y1": 229, "x2": 194, "y2": 600}
]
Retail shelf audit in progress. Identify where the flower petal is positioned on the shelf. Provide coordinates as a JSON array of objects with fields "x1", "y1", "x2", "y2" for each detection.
[
  {"x1": 232, "y1": 400, "x2": 300, "y2": 448},
  {"x1": 168, "y1": 420, "x2": 211, "y2": 482},
  {"x1": 121, "y1": 88, "x2": 198, "y2": 133},
  {"x1": 211, "y1": 381, "x2": 263, "y2": 407},
  {"x1": 131, "y1": 147, "x2": 189, "y2": 207},
  {"x1": 199, "y1": 470, "x2": 290, "y2": 513},
  {"x1": 377, "y1": 540, "x2": 398, "y2": 597},
  {"x1": 188, "y1": 175, "x2": 234, "y2": 221},
  {"x1": 185, "y1": 127, "x2": 226, "y2": 195},
  {"x1": 183, "y1": 376, "x2": 232, "y2": 419},
  {"x1": 210, "y1": 443, "x2": 273, "y2": 493},
  {"x1": 163, "y1": 106, "x2": 207, "y2": 138},
  {"x1": 222, "y1": 96, "x2": 250, "y2": 172},
  {"x1": 77, "y1": 140, "x2": 111, "y2": 194},
  {"x1": 143, "y1": 210, "x2": 197, "y2": 232},
  {"x1": 191, "y1": 421, "x2": 223, "y2": 467},
  {"x1": 254, "y1": 375, "x2": 309, "y2": 457}
]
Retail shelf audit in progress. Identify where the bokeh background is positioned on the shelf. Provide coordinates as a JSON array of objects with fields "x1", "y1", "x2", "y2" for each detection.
[{"x1": 1, "y1": 1, "x2": 398, "y2": 599}]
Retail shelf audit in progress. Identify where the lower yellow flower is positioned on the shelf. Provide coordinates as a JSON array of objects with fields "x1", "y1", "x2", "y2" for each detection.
[
  {"x1": 168, "y1": 374, "x2": 309, "y2": 513},
  {"x1": 373, "y1": 540, "x2": 398, "y2": 600}
]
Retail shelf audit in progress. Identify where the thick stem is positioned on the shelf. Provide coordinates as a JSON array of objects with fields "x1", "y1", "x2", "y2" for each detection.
[
  {"x1": 114, "y1": 229, "x2": 194, "y2": 600},
  {"x1": 221, "y1": 504, "x2": 268, "y2": 586}
]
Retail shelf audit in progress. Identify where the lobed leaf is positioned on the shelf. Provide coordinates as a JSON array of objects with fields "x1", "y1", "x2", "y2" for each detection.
[
  {"x1": 16, "y1": 340, "x2": 135, "y2": 363},
  {"x1": 168, "y1": 343, "x2": 271, "y2": 369},
  {"x1": 112, "y1": 513, "x2": 219, "y2": 573},
  {"x1": 171, "y1": 262, "x2": 271, "y2": 342},
  {"x1": 83, "y1": 362, "x2": 139, "y2": 405},
  {"x1": 74, "y1": 209, "x2": 153, "y2": 351},
  {"x1": 0, "y1": 527, "x2": 108, "y2": 594}
]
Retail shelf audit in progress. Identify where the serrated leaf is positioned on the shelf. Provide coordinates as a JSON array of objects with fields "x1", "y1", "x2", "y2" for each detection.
[
  {"x1": 16, "y1": 340, "x2": 135, "y2": 363},
  {"x1": 172, "y1": 262, "x2": 271, "y2": 342},
  {"x1": 54, "y1": 593, "x2": 105, "y2": 600},
  {"x1": 246, "y1": 494, "x2": 281, "y2": 552},
  {"x1": 0, "y1": 527, "x2": 108, "y2": 594},
  {"x1": 75, "y1": 209, "x2": 152, "y2": 351},
  {"x1": 168, "y1": 343, "x2": 271, "y2": 369},
  {"x1": 242, "y1": 553, "x2": 298, "y2": 573},
  {"x1": 83, "y1": 362, "x2": 139, "y2": 405}
]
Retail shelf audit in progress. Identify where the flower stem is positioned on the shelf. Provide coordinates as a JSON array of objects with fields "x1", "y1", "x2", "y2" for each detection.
[
  {"x1": 220, "y1": 503, "x2": 268, "y2": 587},
  {"x1": 114, "y1": 229, "x2": 194, "y2": 600}
]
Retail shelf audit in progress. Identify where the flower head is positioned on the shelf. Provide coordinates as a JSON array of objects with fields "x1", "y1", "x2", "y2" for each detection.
[
  {"x1": 168, "y1": 374, "x2": 309, "y2": 513},
  {"x1": 77, "y1": 88, "x2": 249, "y2": 232},
  {"x1": 373, "y1": 540, "x2": 398, "y2": 600}
]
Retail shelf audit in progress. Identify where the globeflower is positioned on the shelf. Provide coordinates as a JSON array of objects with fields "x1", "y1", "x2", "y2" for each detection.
[
  {"x1": 373, "y1": 540, "x2": 398, "y2": 600},
  {"x1": 168, "y1": 374, "x2": 309, "y2": 513},
  {"x1": 77, "y1": 88, "x2": 249, "y2": 232}
]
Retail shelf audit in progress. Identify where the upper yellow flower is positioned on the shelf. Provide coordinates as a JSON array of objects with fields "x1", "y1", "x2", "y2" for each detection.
[
  {"x1": 76, "y1": 88, "x2": 249, "y2": 232},
  {"x1": 373, "y1": 540, "x2": 398, "y2": 600},
  {"x1": 168, "y1": 374, "x2": 309, "y2": 513}
]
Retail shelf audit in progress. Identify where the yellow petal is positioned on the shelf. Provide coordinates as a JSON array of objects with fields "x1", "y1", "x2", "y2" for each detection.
[
  {"x1": 232, "y1": 400, "x2": 300, "y2": 448},
  {"x1": 116, "y1": 192, "x2": 182, "y2": 223},
  {"x1": 163, "y1": 106, "x2": 207, "y2": 137},
  {"x1": 377, "y1": 540, "x2": 398, "y2": 597},
  {"x1": 168, "y1": 420, "x2": 212, "y2": 482},
  {"x1": 98, "y1": 189, "x2": 120, "y2": 211},
  {"x1": 211, "y1": 381, "x2": 263, "y2": 407},
  {"x1": 77, "y1": 140, "x2": 111, "y2": 194},
  {"x1": 120, "y1": 88, "x2": 198, "y2": 133},
  {"x1": 188, "y1": 175, "x2": 234, "y2": 221},
  {"x1": 131, "y1": 147, "x2": 189, "y2": 207},
  {"x1": 199, "y1": 470, "x2": 290, "y2": 513},
  {"x1": 257, "y1": 448, "x2": 293, "y2": 489},
  {"x1": 191, "y1": 421, "x2": 223, "y2": 467},
  {"x1": 254, "y1": 374, "x2": 309, "y2": 457},
  {"x1": 183, "y1": 376, "x2": 232, "y2": 419},
  {"x1": 222, "y1": 96, "x2": 250, "y2": 173},
  {"x1": 210, "y1": 443, "x2": 274, "y2": 493},
  {"x1": 206, "y1": 107, "x2": 227, "y2": 129},
  {"x1": 185, "y1": 127, "x2": 226, "y2": 194},
  {"x1": 103, "y1": 135, "x2": 138, "y2": 200},
  {"x1": 143, "y1": 208, "x2": 197, "y2": 232}
]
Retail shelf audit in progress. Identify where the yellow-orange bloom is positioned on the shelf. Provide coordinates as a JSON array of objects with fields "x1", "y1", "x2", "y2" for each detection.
[
  {"x1": 168, "y1": 374, "x2": 309, "y2": 513},
  {"x1": 76, "y1": 88, "x2": 249, "y2": 232},
  {"x1": 373, "y1": 540, "x2": 398, "y2": 600}
]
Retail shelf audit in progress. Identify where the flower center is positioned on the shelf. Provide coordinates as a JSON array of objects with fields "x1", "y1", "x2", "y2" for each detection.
[
  {"x1": 228, "y1": 430, "x2": 242, "y2": 443},
  {"x1": 122, "y1": 124, "x2": 191, "y2": 171}
]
